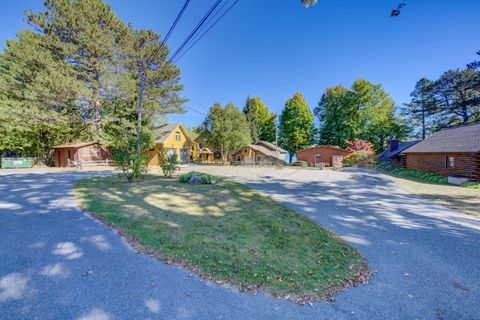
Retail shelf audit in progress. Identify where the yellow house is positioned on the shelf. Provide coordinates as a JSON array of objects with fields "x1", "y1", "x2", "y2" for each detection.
[
  {"x1": 192, "y1": 136, "x2": 215, "y2": 163},
  {"x1": 147, "y1": 123, "x2": 193, "y2": 166}
]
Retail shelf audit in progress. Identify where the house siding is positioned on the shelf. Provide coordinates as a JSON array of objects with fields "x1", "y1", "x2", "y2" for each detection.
[
  {"x1": 405, "y1": 152, "x2": 480, "y2": 181},
  {"x1": 297, "y1": 147, "x2": 351, "y2": 166},
  {"x1": 147, "y1": 125, "x2": 192, "y2": 166},
  {"x1": 54, "y1": 143, "x2": 111, "y2": 167}
]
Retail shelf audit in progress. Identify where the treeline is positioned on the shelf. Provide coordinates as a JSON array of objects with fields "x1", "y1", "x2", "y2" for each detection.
[
  {"x1": 403, "y1": 68, "x2": 480, "y2": 139},
  {"x1": 199, "y1": 80, "x2": 406, "y2": 163},
  {"x1": 0, "y1": 0, "x2": 185, "y2": 165}
]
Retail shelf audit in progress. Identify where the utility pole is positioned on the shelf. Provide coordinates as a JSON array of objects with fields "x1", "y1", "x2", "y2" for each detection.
[{"x1": 275, "y1": 125, "x2": 279, "y2": 161}]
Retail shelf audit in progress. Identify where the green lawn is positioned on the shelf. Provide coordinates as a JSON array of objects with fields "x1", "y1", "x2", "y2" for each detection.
[{"x1": 73, "y1": 174, "x2": 368, "y2": 303}]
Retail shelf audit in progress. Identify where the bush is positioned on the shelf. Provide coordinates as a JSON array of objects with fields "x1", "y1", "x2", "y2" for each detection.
[
  {"x1": 346, "y1": 139, "x2": 375, "y2": 153},
  {"x1": 378, "y1": 161, "x2": 448, "y2": 184},
  {"x1": 462, "y1": 181, "x2": 480, "y2": 189},
  {"x1": 158, "y1": 150, "x2": 180, "y2": 177},
  {"x1": 343, "y1": 150, "x2": 375, "y2": 168},
  {"x1": 179, "y1": 171, "x2": 217, "y2": 184},
  {"x1": 113, "y1": 149, "x2": 149, "y2": 182},
  {"x1": 291, "y1": 160, "x2": 308, "y2": 167}
]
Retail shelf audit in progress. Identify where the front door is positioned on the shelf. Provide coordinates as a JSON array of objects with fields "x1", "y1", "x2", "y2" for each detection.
[
  {"x1": 332, "y1": 155, "x2": 343, "y2": 167},
  {"x1": 180, "y1": 148, "x2": 189, "y2": 163}
]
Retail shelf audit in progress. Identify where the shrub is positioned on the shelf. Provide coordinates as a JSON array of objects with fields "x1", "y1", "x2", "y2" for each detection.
[
  {"x1": 462, "y1": 181, "x2": 480, "y2": 189},
  {"x1": 378, "y1": 161, "x2": 448, "y2": 184},
  {"x1": 179, "y1": 171, "x2": 217, "y2": 184},
  {"x1": 343, "y1": 150, "x2": 375, "y2": 168},
  {"x1": 111, "y1": 134, "x2": 151, "y2": 182},
  {"x1": 346, "y1": 139, "x2": 375, "y2": 153},
  {"x1": 158, "y1": 149, "x2": 180, "y2": 177},
  {"x1": 291, "y1": 160, "x2": 308, "y2": 167}
]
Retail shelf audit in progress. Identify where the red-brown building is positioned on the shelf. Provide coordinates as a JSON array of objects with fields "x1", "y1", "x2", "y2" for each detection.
[
  {"x1": 403, "y1": 123, "x2": 480, "y2": 181},
  {"x1": 53, "y1": 142, "x2": 112, "y2": 167},
  {"x1": 296, "y1": 145, "x2": 352, "y2": 167}
]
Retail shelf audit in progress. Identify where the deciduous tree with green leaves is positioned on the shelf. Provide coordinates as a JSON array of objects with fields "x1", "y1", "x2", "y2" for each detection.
[
  {"x1": 315, "y1": 80, "x2": 409, "y2": 151},
  {"x1": 243, "y1": 96, "x2": 277, "y2": 143},
  {"x1": 199, "y1": 103, "x2": 251, "y2": 163},
  {"x1": 278, "y1": 93, "x2": 314, "y2": 162}
]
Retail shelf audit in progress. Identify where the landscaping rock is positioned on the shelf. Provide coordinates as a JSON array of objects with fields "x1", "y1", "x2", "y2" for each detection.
[{"x1": 188, "y1": 175, "x2": 203, "y2": 185}]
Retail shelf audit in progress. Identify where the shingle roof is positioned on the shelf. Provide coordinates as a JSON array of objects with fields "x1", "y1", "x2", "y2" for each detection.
[
  {"x1": 255, "y1": 141, "x2": 288, "y2": 154},
  {"x1": 377, "y1": 140, "x2": 421, "y2": 159},
  {"x1": 53, "y1": 141, "x2": 98, "y2": 149},
  {"x1": 404, "y1": 123, "x2": 480, "y2": 153},
  {"x1": 237, "y1": 144, "x2": 286, "y2": 162},
  {"x1": 155, "y1": 123, "x2": 193, "y2": 144},
  {"x1": 297, "y1": 145, "x2": 351, "y2": 154}
]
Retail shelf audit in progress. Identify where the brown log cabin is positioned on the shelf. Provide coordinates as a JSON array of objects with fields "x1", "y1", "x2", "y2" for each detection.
[
  {"x1": 53, "y1": 142, "x2": 111, "y2": 167},
  {"x1": 403, "y1": 123, "x2": 480, "y2": 181}
]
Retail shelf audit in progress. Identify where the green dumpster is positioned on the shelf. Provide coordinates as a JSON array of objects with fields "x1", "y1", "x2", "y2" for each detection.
[{"x1": 1, "y1": 157, "x2": 34, "y2": 169}]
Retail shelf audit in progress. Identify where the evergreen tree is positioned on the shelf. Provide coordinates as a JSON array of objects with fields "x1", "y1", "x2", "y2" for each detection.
[
  {"x1": 0, "y1": 30, "x2": 88, "y2": 163},
  {"x1": 279, "y1": 93, "x2": 314, "y2": 162},
  {"x1": 429, "y1": 69, "x2": 480, "y2": 129},
  {"x1": 405, "y1": 69, "x2": 480, "y2": 135},
  {"x1": 0, "y1": 0, "x2": 186, "y2": 169},
  {"x1": 243, "y1": 96, "x2": 277, "y2": 143},
  {"x1": 27, "y1": 0, "x2": 129, "y2": 134},
  {"x1": 402, "y1": 78, "x2": 436, "y2": 139}
]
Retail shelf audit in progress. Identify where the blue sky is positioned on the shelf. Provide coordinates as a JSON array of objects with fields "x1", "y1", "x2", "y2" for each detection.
[{"x1": 1, "y1": 1, "x2": 479, "y2": 128}]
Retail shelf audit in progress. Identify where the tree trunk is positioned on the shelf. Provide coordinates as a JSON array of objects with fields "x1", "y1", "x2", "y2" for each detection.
[
  {"x1": 136, "y1": 67, "x2": 145, "y2": 156},
  {"x1": 421, "y1": 108, "x2": 426, "y2": 140},
  {"x1": 289, "y1": 153, "x2": 293, "y2": 163},
  {"x1": 95, "y1": 101, "x2": 103, "y2": 132}
]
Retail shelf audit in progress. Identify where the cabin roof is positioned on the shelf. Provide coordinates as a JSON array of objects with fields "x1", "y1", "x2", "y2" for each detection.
[
  {"x1": 255, "y1": 141, "x2": 288, "y2": 154},
  {"x1": 52, "y1": 141, "x2": 98, "y2": 149},
  {"x1": 377, "y1": 140, "x2": 421, "y2": 159},
  {"x1": 297, "y1": 145, "x2": 351, "y2": 154},
  {"x1": 404, "y1": 123, "x2": 480, "y2": 153},
  {"x1": 155, "y1": 123, "x2": 193, "y2": 144}
]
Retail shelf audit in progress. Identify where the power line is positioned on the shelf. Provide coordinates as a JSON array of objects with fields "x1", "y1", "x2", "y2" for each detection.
[
  {"x1": 150, "y1": 0, "x2": 240, "y2": 89},
  {"x1": 160, "y1": 0, "x2": 192, "y2": 48},
  {"x1": 174, "y1": 0, "x2": 240, "y2": 63},
  {"x1": 147, "y1": 0, "x2": 192, "y2": 63},
  {"x1": 181, "y1": 0, "x2": 232, "y2": 49},
  {"x1": 168, "y1": 0, "x2": 224, "y2": 64}
]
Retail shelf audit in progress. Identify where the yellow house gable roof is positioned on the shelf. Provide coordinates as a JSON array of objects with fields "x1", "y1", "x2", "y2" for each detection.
[{"x1": 155, "y1": 123, "x2": 193, "y2": 144}]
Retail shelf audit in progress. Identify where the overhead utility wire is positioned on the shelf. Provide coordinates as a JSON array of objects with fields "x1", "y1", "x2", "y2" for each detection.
[
  {"x1": 167, "y1": 0, "x2": 224, "y2": 64},
  {"x1": 174, "y1": 0, "x2": 241, "y2": 63},
  {"x1": 146, "y1": 0, "x2": 192, "y2": 63}
]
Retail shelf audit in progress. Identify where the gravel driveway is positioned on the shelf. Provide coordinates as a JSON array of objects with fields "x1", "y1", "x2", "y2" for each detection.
[{"x1": 1, "y1": 168, "x2": 479, "y2": 319}]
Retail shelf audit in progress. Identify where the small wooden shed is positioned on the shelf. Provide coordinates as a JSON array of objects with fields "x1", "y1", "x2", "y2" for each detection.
[
  {"x1": 296, "y1": 145, "x2": 352, "y2": 167},
  {"x1": 53, "y1": 142, "x2": 111, "y2": 167}
]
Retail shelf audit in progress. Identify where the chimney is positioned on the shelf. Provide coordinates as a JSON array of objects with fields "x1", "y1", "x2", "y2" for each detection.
[{"x1": 390, "y1": 139, "x2": 399, "y2": 152}]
